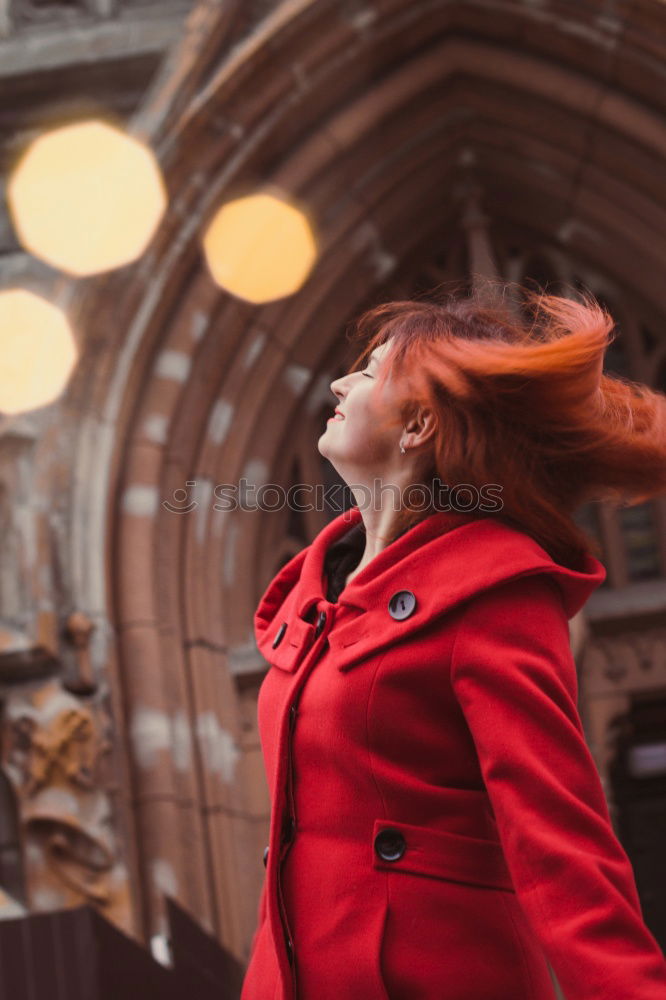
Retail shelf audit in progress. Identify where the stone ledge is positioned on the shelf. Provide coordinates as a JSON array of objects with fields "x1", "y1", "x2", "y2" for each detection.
[
  {"x1": 586, "y1": 578, "x2": 666, "y2": 623},
  {"x1": 0, "y1": 3, "x2": 192, "y2": 77}
]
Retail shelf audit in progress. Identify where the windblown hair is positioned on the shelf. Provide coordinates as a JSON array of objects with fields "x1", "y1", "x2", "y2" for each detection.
[{"x1": 346, "y1": 282, "x2": 666, "y2": 570}]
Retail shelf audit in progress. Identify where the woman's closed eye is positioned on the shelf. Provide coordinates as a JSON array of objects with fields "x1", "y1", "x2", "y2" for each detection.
[{"x1": 362, "y1": 369, "x2": 373, "y2": 378}]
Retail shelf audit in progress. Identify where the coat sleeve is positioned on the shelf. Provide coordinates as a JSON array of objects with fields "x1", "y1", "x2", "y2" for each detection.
[{"x1": 450, "y1": 573, "x2": 666, "y2": 1000}]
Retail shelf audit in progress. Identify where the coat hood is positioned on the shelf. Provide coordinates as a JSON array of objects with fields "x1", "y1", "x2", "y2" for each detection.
[{"x1": 254, "y1": 506, "x2": 606, "y2": 673}]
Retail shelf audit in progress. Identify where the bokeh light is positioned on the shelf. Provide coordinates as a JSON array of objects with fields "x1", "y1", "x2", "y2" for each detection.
[
  {"x1": 202, "y1": 191, "x2": 318, "y2": 304},
  {"x1": 7, "y1": 120, "x2": 167, "y2": 277},
  {"x1": 0, "y1": 289, "x2": 78, "y2": 414}
]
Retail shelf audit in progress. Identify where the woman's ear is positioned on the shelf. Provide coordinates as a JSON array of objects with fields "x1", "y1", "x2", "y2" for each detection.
[{"x1": 404, "y1": 406, "x2": 437, "y2": 449}]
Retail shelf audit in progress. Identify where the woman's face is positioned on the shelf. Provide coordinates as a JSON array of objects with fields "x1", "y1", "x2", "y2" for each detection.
[{"x1": 318, "y1": 340, "x2": 401, "y2": 474}]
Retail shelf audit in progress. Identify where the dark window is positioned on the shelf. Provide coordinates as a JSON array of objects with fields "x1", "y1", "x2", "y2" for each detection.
[{"x1": 619, "y1": 502, "x2": 661, "y2": 582}]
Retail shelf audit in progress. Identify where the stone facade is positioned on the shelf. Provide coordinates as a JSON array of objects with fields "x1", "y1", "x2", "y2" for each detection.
[{"x1": 0, "y1": 0, "x2": 665, "y2": 971}]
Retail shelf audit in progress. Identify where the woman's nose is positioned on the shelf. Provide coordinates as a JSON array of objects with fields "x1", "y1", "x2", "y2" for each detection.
[{"x1": 329, "y1": 375, "x2": 346, "y2": 399}]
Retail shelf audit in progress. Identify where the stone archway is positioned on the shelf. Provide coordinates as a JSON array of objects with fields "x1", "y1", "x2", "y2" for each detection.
[{"x1": 38, "y1": 0, "x2": 666, "y2": 959}]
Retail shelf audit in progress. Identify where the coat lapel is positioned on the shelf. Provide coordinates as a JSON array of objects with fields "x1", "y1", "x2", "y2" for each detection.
[{"x1": 254, "y1": 506, "x2": 607, "y2": 675}]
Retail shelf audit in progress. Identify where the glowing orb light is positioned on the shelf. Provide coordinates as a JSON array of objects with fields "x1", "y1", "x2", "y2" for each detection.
[
  {"x1": 7, "y1": 120, "x2": 167, "y2": 276},
  {"x1": 0, "y1": 290, "x2": 77, "y2": 414},
  {"x1": 202, "y1": 191, "x2": 317, "y2": 304}
]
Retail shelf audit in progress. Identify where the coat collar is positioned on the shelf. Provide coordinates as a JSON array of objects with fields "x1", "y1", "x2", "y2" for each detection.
[{"x1": 254, "y1": 506, "x2": 607, "y2": 673}]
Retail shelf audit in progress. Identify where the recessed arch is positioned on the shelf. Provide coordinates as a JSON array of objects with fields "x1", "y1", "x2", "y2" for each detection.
[{"x1": 50, "y1": 0, "x2": 666, "y2": 956}]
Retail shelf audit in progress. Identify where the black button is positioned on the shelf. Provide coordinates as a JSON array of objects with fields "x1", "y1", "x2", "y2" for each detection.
[
  {"x1": 272, "y1": 622, "x2": 287, "y2": 648},
  {"x1": 388, "y1": 590, "x2": 417, "y2": 620},
  {"x1": 263, "y1": 846, "x2": 269, "y2": 867},
  {"x1": 314, "y1": 610, "x2": 327, "y2": 637},
  {"x1": 374, "y1": 828, "x2": 407, "y2": 862}
]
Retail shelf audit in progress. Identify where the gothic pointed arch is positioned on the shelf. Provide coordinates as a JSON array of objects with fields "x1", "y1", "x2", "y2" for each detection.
[{"x1": 38, "y1": 0, "x2": 666, "y2": 958}]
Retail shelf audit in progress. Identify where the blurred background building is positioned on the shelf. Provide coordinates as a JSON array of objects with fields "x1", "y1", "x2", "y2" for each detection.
[{"x1": 0, "y1": 0, "x2": 665, "y2": 993}]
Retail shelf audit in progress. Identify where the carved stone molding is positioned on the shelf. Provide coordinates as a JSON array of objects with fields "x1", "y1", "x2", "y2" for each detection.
[
  {"x1": 583, "y1": 628, "x2": 666, "y2": 698},
  {"x1": 63, "y1": 611, "x2": 98, "y2": 695},
  {"x1": 0, "y1": 414, "x2": 61, "y2": 685},
  {"x1": 1, "y1": 679, "x2": 132, "y2": 929},
  {"x1": 580, "y1": 626, "x2": 666, "y2": 826}
]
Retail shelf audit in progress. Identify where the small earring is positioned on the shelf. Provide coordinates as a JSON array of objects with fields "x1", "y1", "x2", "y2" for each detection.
[{"x1": 399, "y1": 443, "x2": 406, "y2": 454}]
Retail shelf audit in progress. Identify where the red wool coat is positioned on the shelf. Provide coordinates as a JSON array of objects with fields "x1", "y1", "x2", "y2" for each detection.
[{"x1": 241, "y1": 506, "x2": 666, "y2": 1000}]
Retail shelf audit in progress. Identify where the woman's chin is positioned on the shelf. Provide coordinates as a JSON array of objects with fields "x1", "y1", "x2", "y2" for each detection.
[
  {"x1": 317, "y1": 434, "x2": 342, "y2": 464},
  {"x1": 318, "y1": 424, "x2": 336, "y2": 448}
]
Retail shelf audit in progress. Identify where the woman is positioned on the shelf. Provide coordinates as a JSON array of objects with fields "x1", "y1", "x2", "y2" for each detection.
[{"x1": 241, "y1": 287, "x2": 666, "y2": 1000}]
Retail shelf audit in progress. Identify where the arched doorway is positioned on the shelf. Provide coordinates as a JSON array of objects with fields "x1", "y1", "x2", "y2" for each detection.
[{"x1": 43, "y1": 0, "x2": 666, "y2": 960}]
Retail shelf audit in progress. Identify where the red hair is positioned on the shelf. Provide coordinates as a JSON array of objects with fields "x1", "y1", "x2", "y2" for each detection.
[{"x1": 346, "y1": 283, "x2": 666, "y2": 570}]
